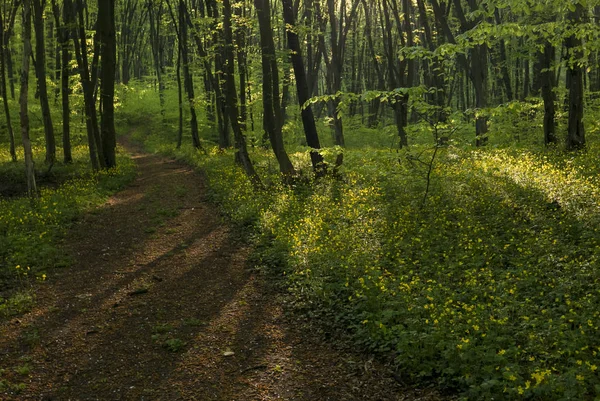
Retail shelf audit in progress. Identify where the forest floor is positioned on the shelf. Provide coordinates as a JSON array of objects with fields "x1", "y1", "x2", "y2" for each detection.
[{"x1": 0, "y1": 139, "x2": 445, "y2": 401}]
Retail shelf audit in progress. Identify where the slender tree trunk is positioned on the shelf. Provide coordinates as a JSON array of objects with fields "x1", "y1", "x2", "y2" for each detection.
[
  {"x1": 176, "y1": 41, "x2": 183, "y2": 149},
  {"x1": 254, "y1": 0, "x2": 295, "y2": 176},
  {"x1": 222, "y1": 0, "x2": 260, "y2": 185},
  {"x1": 282, "y1": 0, "x2": 325, "y2": 176},
  {"x1": 53, "y1": 0, "x2": 72, "y2": 163},
  {"x1": 0, "y1": 6, "x2": 15, "y2": 162},
  {"x1": 20, "y1": 0, "x2": 37, "y2": 197},
  {"x1": 566, "y1": 4, "x2": 585, "y2": 150},
  {"x1": 177, "y1": 0, "x2": 201, "y2": 150},
  {"x1": 70, "y1": 0, "x2": 101, "y2": 170},
  {"x1": 33, "y1": 0, "x2": 56, "y2": 166},
  {"x1": 148, "y1": 0, "x2": 165, "y2": 116},
  {"x1": 540, "y1": 42, "x2": 557, "y2": 145},
  {"x1": 234, "y1": 0, "x2": 248, "y2": 131},
  {"x1": 4, "y1": 0, "x2": 18, "y2": 100}
]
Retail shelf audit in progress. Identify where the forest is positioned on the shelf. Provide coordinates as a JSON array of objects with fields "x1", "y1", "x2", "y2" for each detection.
[{"x1": 2, "y1": 0, "x2": 600, "y2": 399}]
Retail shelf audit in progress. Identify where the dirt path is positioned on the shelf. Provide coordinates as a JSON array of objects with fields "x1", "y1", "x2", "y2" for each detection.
[{"x1": 0, "y1": 143, "x2": 441, "y2": 401}]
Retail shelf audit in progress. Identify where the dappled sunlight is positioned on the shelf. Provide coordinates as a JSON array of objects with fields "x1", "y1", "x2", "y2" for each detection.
[{"x1": 469, "y1": 150, "x2": 600, "y2": 220}]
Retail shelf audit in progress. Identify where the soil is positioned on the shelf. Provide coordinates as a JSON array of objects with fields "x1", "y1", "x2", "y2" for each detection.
[{"x1": 0, "y1": 141, "x2": 446, "y2": 401}]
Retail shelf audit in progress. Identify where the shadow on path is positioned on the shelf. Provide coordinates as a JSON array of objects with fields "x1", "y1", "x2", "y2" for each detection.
[{"x1": 0, "y1": 142, "x2": 445, "y2": 401}]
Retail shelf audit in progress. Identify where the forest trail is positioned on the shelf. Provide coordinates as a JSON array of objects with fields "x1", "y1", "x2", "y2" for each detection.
[{"x1": 0, "y1": 140, "x2": 440, "y2": 401}]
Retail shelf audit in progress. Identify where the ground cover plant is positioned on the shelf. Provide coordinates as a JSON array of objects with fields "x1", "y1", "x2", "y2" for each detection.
[
  {"x1": 0, "y1": 142, "x2": 136, "y2": 318},
  {"x1": 122, "y1": 80, "x2": 600, "y2": 399}
]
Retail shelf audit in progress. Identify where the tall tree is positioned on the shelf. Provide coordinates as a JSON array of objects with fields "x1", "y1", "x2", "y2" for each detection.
[
  {"x1": 98, "y1": 0, "x2": 117, "y2": 168},
  {"x1": 0, "y1": 4, "x2": 15, "y2": 161},
  {"x1": 282, "y1": 0, "x2": 325, "y2": 176},
  {"x1": 171, "y1": 0, "x2": 202, "y2": 150},
  {"x1": 254, "y1": 0, "x2": 295, "y2": 176},
  {"x1": 52, "y1": 0, "x2": 72, "y2": 163},
  {"x1": 566, "y1": 3, "x2": 585, "y2": 150},
  {"x1": 222, "y1": 0, "x2": 260, "y2": 184},
  {"x1": 70, "y1": 0, "x2": 102, "y2": 170},
  {"x1": 32, "y1": 0, "x2": 56, "y2": 166},
  {"x1": 20, "y1": 0, "x2": 37, "y2": 197}
]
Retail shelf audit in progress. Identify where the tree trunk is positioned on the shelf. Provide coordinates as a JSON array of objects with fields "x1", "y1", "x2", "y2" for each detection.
[
  {"x1": 234, "y1": 0, "x2": 248, "y2": 131},
  {"x1": 540, "y1": 41, "x2": 557, "y2": 146},
  {"x1": 177, "y1": 0, "x2": 202, "y2": 150},
  {"x1": 20, "y1": 0, "x2": 37, "y2": 197},
  {"x1": 53, "y1": 0, "x2": 72, "y2": 163},
  {"x1": 176, "y1": 41, "x2": 183, "y2": 149},
  {"x1": 98, "y1": 0, "x2": 117, "y2": 168},
  {"x1": 254, "y1": 0, "x2": 295, "y2": 176},
  {"x1": 222, "y1": 0, "x2": 260, "y2": 185},
  {"x1": 0, "y1": 6, "x2": 15, "y2": 162},
  {"x1": 70, "y1": 0, "x2": 101, "y2": 170},
  {"x1": 33, "y1": 0, "x2": 56, "y2": 167},
  {"x1": 566, "y1": 4, "x2": 585, "y2": 150},
  {"x1": 282, "y1": 0, "x2": 325, "y2": 176},
  {"x1": 148, "y1": 0, "x2": 165, "y2": 116}
]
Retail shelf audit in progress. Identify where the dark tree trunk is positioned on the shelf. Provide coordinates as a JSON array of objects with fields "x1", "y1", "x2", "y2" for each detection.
[
  {"x1": 539, "y1": 42, "x2": 557, "y2": 146},
  {"x1": 148, "y1": 0, "x2": 165, "y2": 116},
  {"x1": 70, "y1": 0, "x2": 101, "y2": 170},
  {"x1": 222, "y1": 0, "x2": 260, "y2": 185},
  {"x1": 33, "y1": 0, "x2": 56, "y2": 166},
  {"x1": 566, "y1": 4, "x2": 586, "y2": 150},
  {"x1": 184, "y1": 2, "x2": 229, "y2": 148},
  {"x1": 98, "y1": 0, "x2": 117, "y2": 168},
  {"x1": 0, "y1": 6, "x2": 15, "y2": 162},
  {"x1": 3, "y1": 0, "x2": 19, "y2": 100},
  {"x1": 234, "y1": 0, "x2": 248, "y2": 131},
  {"x1": 52, "y1": 0, "x2": 72, "y2": 163},
  {"x1": 176, "y1": 42, "x2": 183, "y2": 149},
  {"x1": 254, "y1": 0, "x2": 295, "y2": 176},
  {"x1": 20, "y1": 0, "x2": 37, "y2": 197},
  {"x1": 282, "y1": 0, "x2": 325, "y2": 176},
  {"x1": 494, "y1": 9, "x2": 513, "y2": 101},
  {"x1": 177, "y1": 0, "x2": 201, "y2": 150}
]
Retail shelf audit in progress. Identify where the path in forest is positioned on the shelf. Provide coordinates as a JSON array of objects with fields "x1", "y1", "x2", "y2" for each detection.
[{"x1": 0, "y1": 140, "x2": 442, "y2": 401}]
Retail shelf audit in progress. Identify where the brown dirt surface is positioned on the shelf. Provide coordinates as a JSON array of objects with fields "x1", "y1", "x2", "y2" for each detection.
[{"x1": 0, "y1": 142, "x2": 448, "y2": 401}]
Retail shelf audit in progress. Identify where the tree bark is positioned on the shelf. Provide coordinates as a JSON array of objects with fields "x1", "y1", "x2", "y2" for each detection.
[
  {"x1": 54, "y1": 0, "x2": 72, "y2": 163},
  {"x1": 70, "y1": 0, "x2": 101, "y2": 170},
  {"x1": 177, "y1": 0, "x2": 202, "y2": 150},
  {"x1": 0, "y1": 5, "x2": 15, "y2": 162},
  {"x1": 98, "y1": 0, "x2": 117, "y2": 168},
  {"x1": 539, "y1": 41, "x2": 557, "y2": 146},
  {"x1": 20, "y1": 0, "x2": 37, "y2": 197},
  {"x1": 222, "y1": 0, "x2": 260, "y2": 185},
  {"x1": 282, "y1": 0, "x2": 325, "y2": 176},
  {"x1": 566, "y1": 4, "x2": 585, "y2": 150},
  {"x1": 254, "y1": 0, "x2": 295, "y2": 176},
  {"x1": 33, "y1": 0, "x2": 56, "y2": 166}
]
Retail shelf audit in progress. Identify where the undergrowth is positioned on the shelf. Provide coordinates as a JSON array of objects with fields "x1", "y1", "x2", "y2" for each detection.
[
  {"x1": 124, "y1": 83, "x2": 600, "y2": 400},
  {"x1": 0, "y1": 144, "x2": 136, "y2": 318}
]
